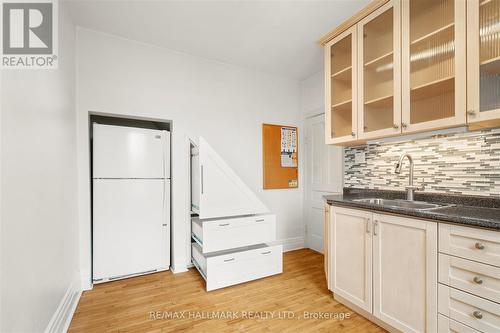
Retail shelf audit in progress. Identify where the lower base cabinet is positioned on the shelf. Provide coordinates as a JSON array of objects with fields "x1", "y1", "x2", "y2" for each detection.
[{"x1": 329, "y1": 206, "x2": 437, "y2": 333}]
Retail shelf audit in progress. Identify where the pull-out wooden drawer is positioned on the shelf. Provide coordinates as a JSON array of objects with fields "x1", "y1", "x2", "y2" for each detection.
[
  {"x1": 439, "y1": 224, "x2": 500, "y2": 267},
  {"x1": 438, "y1": 314, "x2": 481, "y2": 333},
  {"x1": 439, "y1": 284, "x2": 500, "y2": 332},
  {"x1": 192, "y1": 214, "x2": 276, "y2": 253},
  {"x1": 439, "y1": 253, "x2": 500, "y2": 304},
  {"x1": 191, "y1": 242, "x2": 282, "y2": 291}
]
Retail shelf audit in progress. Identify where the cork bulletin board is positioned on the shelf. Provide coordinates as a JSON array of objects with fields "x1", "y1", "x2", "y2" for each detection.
[{"x1": 262, "y1": 123, "x2": 298, "y2": 189}]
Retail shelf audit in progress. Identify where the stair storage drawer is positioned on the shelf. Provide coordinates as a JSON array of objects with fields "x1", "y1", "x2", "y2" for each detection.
[
  {"x1": 192, "y1": 214, "x2": 276, "y2": 253},
  {"x1": 438, "y1": 284, "x2": 500, "y2": 333},
  {"x1": 439, "y1": 253, "x2": 500, "y2": 304},
  {"x1": 439, "y1": 224, "x2": 500, "y2": 267},
  {"x1": 191, "y1": 242, "x2": 282, "y2": 291},
  {"x1": 438, "y1": 314, "x2": 481, "y2": 333}
]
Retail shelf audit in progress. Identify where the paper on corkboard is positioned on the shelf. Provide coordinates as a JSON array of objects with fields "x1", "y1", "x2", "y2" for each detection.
[{"x1": 262, "y1": 123, "x2": 298, "y2": 189}]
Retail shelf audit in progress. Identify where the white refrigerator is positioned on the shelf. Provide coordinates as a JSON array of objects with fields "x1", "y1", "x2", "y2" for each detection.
[{"x1": 92, "y1": 123, "x2": 170, "y2": 283}]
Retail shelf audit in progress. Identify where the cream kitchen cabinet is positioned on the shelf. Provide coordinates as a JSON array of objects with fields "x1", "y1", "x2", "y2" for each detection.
[
  {"x1": 325, "y1": 26, "x2": 358, "y2": 144},
  {"x1": 325, "y1": 0, "x2": 400, "y2": 144},
  {"x1": 372, "y1": 213, "x2": 438, "y2": 333},
  {"x1": 358, "y1": 1, "x2": 402, "y2": 140},
  {"x1": 321, "y1": 0, "x2": 481, "y2": 145},
  {"x1": 401, "y1": 0, "x2": 467, "y2": 134},
  {"x1": 329, "y1": 206, "x2": 373, "y2": 312},
  {"x1": 467, "y1": 0, "x2": 500, "y2": 129},
  {"x1": 329, "y1": 206, "x2": 438, "y2": 332},
  {"x1": 324, "y1": 204, "x2": 330, "y2": 288}
]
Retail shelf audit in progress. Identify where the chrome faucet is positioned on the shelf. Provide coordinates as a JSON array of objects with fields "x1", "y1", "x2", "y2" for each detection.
[{"x1": 395, "y1": 153, "x2": 424, "y2": 201}]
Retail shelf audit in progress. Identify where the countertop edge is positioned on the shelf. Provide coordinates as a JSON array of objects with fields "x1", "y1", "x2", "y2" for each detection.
[{"x1": 325, "y1": 199, "x2": 500, "y2": 231}]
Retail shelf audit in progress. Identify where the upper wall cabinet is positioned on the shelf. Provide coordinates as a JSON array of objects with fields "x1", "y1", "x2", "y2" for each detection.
[
  {"x1": 325, "y1": 26, "x2": 358, "y2": 144},
  {"x1": 401, "y1": 0, "x2": 466, "y2": 133},
  {"x1": 320, "y1": 0, "x2": 498, "y2": 145},
  {"x1": 358, "y1": 1, "x2": 401, "y2": 140},
  {"x1": 467, "y1": 0, "x2": 500, "y2": 128}
]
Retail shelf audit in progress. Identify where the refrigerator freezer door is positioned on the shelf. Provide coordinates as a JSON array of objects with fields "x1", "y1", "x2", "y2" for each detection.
[
  {"x1": 93, "y1": 179, "x2": 169, "y2": 282},
  {"x1": 93, "y1": 124, "x2": 169, "y2": 179}
]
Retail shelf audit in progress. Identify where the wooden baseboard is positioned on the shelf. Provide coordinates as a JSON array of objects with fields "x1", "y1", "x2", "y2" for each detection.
[{"x1": 44, "y1": 278, "x2": 82, "y2": 333}]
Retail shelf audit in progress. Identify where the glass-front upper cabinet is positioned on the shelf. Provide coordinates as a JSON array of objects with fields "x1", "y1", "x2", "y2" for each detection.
[
  {"x1": 467, "y1": 0, "x2": 500, "y2": 126},
  {"x1": 358, "y1": 0, "x2": 401, "y2": 140},
  {"x1": 325, "y1": 26, "x2": 357, "y2": 144},
  {"x1": 401, "y1": 0, "x2": 466, "y2": 133}
]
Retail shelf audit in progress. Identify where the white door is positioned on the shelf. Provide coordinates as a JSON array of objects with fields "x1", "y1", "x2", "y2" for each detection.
[
  {"x1": 305, "y1": 114, "x2": 343, "y2": 253},
  {"x1": 93, "y1": 179, "x2": 169, "y2": 282},
  {"x1": 372, "y1": 213, "x2": 437, "y2": 333},
  {"x1": 331, "y1": 206, "x2": 373, "y2": 313},
  {"x1": 93, "y1": 123, "x2": 169, "y2": 179}
]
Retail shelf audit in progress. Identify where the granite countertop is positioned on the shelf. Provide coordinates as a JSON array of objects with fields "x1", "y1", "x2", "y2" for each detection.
[{"x1": 324, "y1": 188, "x2": 500, "y2": 231}]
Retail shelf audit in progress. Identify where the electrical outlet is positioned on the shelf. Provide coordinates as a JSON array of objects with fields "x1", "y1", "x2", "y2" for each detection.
[{"x1": 355, "y1": 151, "x2": 366, "y2": 164}]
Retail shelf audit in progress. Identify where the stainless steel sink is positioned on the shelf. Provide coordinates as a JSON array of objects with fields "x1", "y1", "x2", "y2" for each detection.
[{"x1": 352, "y1": 198, "x2": 451, "y2": 210}]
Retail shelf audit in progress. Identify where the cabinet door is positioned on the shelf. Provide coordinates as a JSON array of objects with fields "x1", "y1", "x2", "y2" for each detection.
[
  {"x1": 358, "y1": 0, "x2": 401, "y2": 140},
  {"x1": 324, "y1": 205, "x2": 330, "y2": 289},
  {"x1": 467, "y1": 0, "x2": 500, "y2": 126},
  {"x1": 401, "y1": 0, "x2": 466, "y2": 133},
  {"x1": 372, "y1": 213, "x2": 437, "y2": 333},
  {"x1": 330, "y1": 206, "x2": 372, "y2": 312},
  {"x1": 325, "y1": 26, "x2": 358, "y2": 144}
]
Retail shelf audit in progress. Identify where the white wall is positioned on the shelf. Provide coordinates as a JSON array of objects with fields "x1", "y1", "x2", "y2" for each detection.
[
  {"x1": 76, "y1": 29, "x2": 304, "y2": 289},
  {"x1": 0, "y1": 5, "x2": 80, "y2": 333},
  {"x1": 300, "y1": 71, "x2": 325, "y2": 118}
]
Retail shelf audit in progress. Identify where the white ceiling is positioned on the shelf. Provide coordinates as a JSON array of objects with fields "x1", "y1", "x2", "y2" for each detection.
[{"x1": 66, "y1": 0, "x2": 370, "y2": 80}]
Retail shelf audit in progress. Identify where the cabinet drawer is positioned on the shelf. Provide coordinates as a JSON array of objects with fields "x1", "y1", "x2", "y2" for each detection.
[
  {"x1": 439, "y1": 253, "x2": 500, "y2": 304},
  {"x1": 192, "y1": 214, "x2": 276, "y2": 253},
  {"x1": 191, "y1": 242, "x2": 282, "y2": 291},
  {"x1": 439, "y1": 224, "x2": 500, "y2": 267},
  {"x1": 439, "y1": 284, "x2": 500, "y2": 333},
  {"x1": 438, "y1": 314, "x2": 481, "y2": 333}
]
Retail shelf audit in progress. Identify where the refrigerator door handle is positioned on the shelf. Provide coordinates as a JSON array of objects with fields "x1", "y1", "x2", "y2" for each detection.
[
  {"x1": 201, "y1": 165, "x2": 204, "y2": 194},
  {"x1": 162, "y1": 179, "x2": 167, "y2": 227}
]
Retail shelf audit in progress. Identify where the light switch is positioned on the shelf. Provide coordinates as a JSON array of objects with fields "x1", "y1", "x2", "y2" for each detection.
[{"x1": 355, "y1": 151, "x2": 366, "y2": 164}]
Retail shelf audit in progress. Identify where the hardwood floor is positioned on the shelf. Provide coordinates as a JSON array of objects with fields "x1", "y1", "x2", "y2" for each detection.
[{"x1": 69, "y1": 249, "x2": 385, "y2": 332}]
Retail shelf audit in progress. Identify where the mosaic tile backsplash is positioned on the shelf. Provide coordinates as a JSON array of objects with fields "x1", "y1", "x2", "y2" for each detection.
[{"x1": 344, "y1": 128, "x2": 500, "y2": 197}]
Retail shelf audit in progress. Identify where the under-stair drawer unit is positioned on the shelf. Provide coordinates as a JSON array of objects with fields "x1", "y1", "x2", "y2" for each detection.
[
  {"x1": 439, "y1": 253, "x2": 500, "y2": 304},
  {"x1": 439, "y1": 224, "x2": 500, "y2": 267},
  {"x1": 439, "y1": 284, "x2": 500, "y2": 332},
  {"x1": 191, "y1": 243, "x2": 283, "y2": 291},
  {"x1": 191, "y1": 214, "x2": 276, "y2": 253}
]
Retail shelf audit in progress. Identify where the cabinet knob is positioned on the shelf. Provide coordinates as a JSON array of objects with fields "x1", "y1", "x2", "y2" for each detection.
[
  {"x1": 401, "y1": 123, "x2": 408, "y2": 129},
  {"x1": 475, "y1": 242, "x2": 485, "y2": 250},
  {"x1": 473, "y1": 276, "x2": 483, "y2": 284},
  {"x1": 351, "y1": 132, "x2": 356, "y2": 137},
  {"x1": 393, "y1": 124, "x2": 399, "y2": 129},
  {"x1": 467, "y1": 110, "x2": 477, "y2": 116},
  {"x1": 473, "y1": 311, "x2": 483, "y2": 319}
]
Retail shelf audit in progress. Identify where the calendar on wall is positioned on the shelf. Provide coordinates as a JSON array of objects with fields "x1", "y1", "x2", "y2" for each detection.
[
  {"x1": 280, "y1": 127, "x2": 297, "y2": 168},
  {"x1": 262, "y1": 123, "x2": 298, "y2": 189}
]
